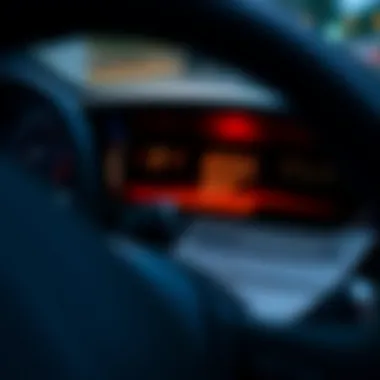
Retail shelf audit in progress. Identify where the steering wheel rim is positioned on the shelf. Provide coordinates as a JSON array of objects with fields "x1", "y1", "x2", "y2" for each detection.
[{"x1": 0, "y1": 1, "x2": 380, "y2": 379}]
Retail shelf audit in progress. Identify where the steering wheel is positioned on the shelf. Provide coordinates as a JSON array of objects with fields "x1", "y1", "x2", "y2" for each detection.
[{"x1": 1, "y1": 2, "x2": 380, "y2": 379}]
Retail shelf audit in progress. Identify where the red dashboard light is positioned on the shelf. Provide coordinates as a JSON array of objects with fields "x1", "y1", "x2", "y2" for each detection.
[{"x1": 206, "y1": 112, "x2": 263, "y2": 142}]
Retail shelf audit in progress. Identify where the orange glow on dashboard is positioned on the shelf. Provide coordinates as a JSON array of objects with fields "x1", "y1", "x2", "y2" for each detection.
[
  {"x1": 125, "y1": 185, "x2": 335, "y2": 218},
  {"x1": 199, "y1": 152, "x2": 259, "y2": 190},
  {"x1": 97, "y1": 107, "x2": 345, "y2": 222}
]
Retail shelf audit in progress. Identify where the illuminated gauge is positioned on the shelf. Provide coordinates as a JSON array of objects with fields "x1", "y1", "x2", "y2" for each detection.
[{"x1": 199, "y1": 151, "x2": 259, "y2": 191}]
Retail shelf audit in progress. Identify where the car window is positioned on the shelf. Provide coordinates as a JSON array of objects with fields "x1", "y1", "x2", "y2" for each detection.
[{"x1": 278, "y1": 0, "x2": 380, "y2": 73}]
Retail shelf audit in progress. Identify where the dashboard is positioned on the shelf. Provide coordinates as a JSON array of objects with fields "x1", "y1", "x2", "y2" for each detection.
[
  {"x1": 89, "y1": 105, "x2": 372, "y2": 325},
  {"x1": 91, "y1": 105, "x2": 357, "y2": 226},
  {"x1": 0, "y1": 39, "x2": 376, "y2": 325},
  {"x1": 1, "y1": 19, "x2": 380, "y2": 380}
]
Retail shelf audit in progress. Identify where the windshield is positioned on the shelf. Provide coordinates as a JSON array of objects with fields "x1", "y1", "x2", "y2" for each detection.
[
  {"x1": 279, "y1": 0, "x2": 380, "y2": 73},
  {"x1": 32, "y1": 1, "x2": 380, "y2": 91}
]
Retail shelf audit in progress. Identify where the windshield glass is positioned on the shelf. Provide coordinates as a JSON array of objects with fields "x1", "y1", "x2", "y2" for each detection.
[{"x1": 278, "y1": 0, "x2": 380, "y2": 73}]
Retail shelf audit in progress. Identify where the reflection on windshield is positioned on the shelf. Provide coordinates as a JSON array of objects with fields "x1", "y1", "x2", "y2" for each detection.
[{"x1": 279, "y1": 0, "x2": 379, "y2": 41}]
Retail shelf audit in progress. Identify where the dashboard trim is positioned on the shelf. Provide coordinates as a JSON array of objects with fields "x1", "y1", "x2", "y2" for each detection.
[{"x1": 83, "y1": 78, "x2": 289, "y2": 111}]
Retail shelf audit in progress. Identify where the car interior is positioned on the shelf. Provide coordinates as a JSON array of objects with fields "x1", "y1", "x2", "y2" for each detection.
[{"x1": 0, "y1": 1, "x2": 380, "y2": 379}]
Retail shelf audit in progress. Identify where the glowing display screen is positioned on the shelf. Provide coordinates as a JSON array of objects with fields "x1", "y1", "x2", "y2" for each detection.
[{"x1": 95, "y1": 108, "x2": 353, "y2": 222}]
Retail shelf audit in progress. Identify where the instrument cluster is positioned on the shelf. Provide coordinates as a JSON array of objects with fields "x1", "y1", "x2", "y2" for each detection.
[{"x1": 90, "y1": 105, "x2": 359, "y2": 227}]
